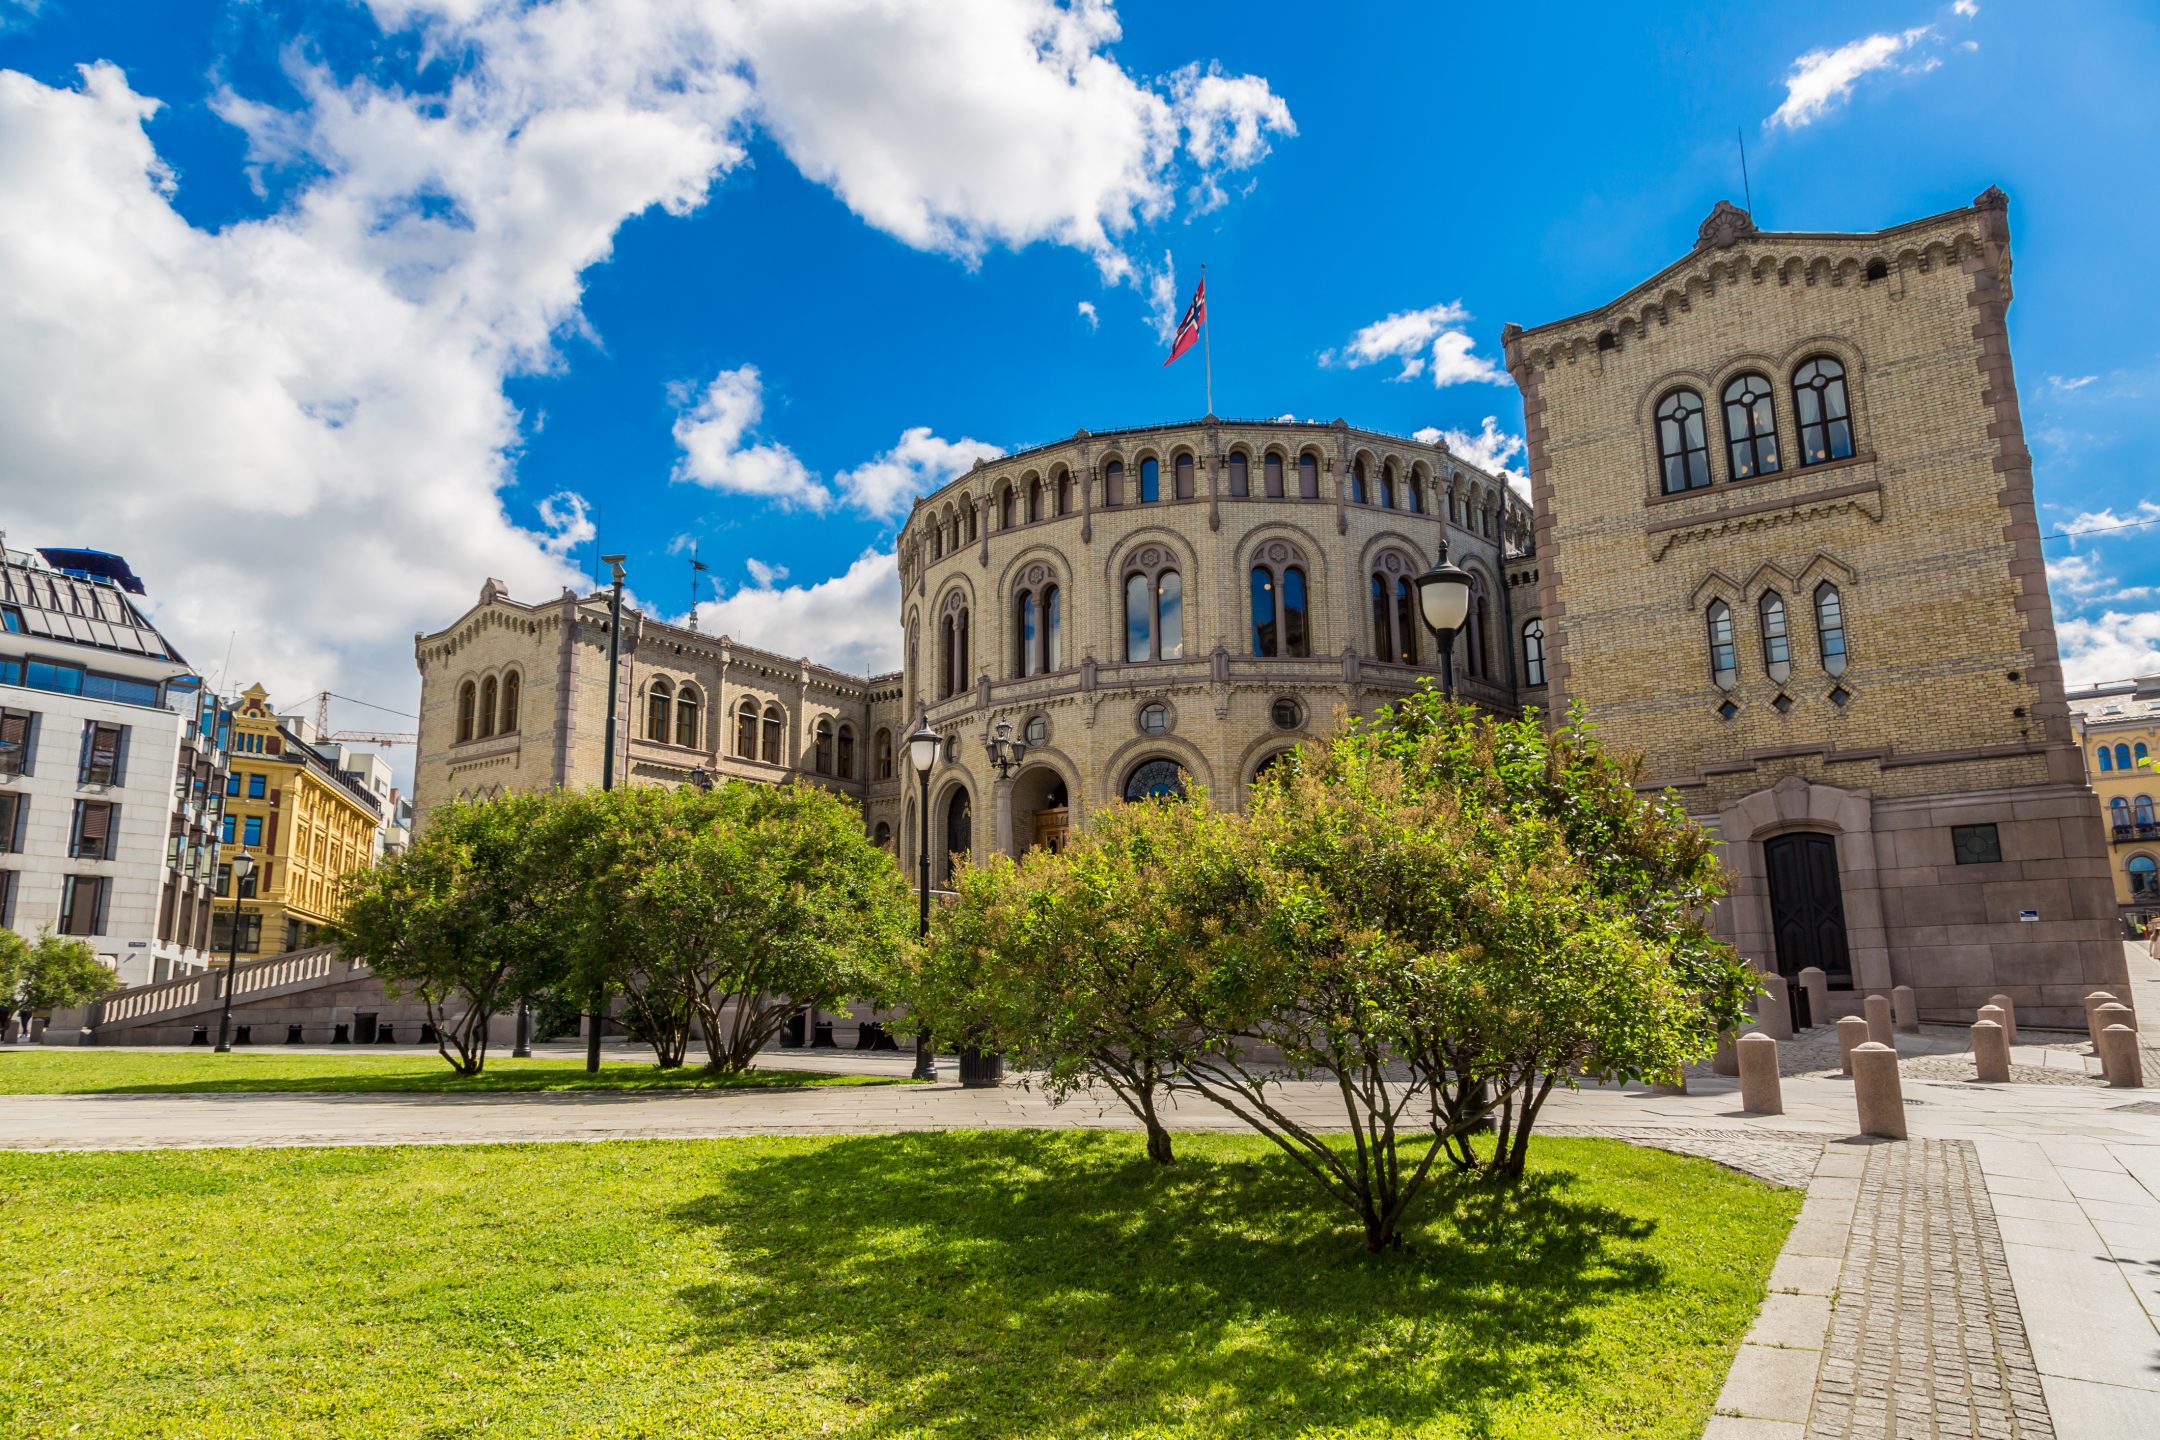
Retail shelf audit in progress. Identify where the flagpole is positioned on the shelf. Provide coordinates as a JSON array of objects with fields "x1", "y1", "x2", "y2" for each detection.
[{"x1": 1201, "y1": 262, "x2": 1213, "y2": 417}]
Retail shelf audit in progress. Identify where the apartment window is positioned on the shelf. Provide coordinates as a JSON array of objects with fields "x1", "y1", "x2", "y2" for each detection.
[
  {"x1": 1706, "y1": 601, "x2": 1738, "y2": 690},
  {"x1": 58, "y1": 874, "x2": 107, "y2": 937},
  {"x1": 221, "y1": 814, "x2": 235, "y2": 845},
  {"x1": 0, "y1": 709, "x2": 33, "y2": 776},
  {"x1": 0, "y1": 792, "x2": 20, "y2": 853},
  {"x1": 0, "y1": 604, "x2": 21, "y2": 632},
  {"x1": 211, "y1": 911, "x2": 263, "y2": 954},
  {"x1": 247, "y1": 773, "x2": 266, "y2": 800},
  {"x1": 243, "y1": 815, "x2": 263, "y2": 847},
  {"x1": 69, "y1": 800, "x2": 118, "y2": 860},
  {"x1": 1950, "y1": 824, "x2": 2002, "y2": 866},
  {"x1": 80, "y1": 722, "x2": 125, "y2": 785},
  {"x1": 0, "y1": 869, "x2": 14, "y2": 926}
]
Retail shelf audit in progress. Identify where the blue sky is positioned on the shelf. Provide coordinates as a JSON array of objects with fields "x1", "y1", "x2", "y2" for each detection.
[{"x1": 4, "y1": 0, "x2": 2158, "y2": 751}]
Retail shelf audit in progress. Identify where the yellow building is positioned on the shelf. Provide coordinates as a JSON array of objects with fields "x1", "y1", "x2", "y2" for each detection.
[
  {"x1": 2067, "y1": 679, "x2": 2160, "y2": 930},
  {"x1": 210, "y1": 684, "x2": 382, "y2": 959}
]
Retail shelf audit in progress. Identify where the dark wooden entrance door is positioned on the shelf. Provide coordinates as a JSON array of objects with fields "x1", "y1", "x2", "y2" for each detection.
[
  {"x1": 1764, "y1": 832, "x2": 1852, "y2": 986},
  {"x1": 942, "y1": 790, "x2": 972, "y2": 886}
]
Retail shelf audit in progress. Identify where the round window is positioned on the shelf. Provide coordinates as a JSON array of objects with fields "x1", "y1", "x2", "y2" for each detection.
[
  {"x1": 1023, "y1": 714, "x2": 1048, "y2": 747},
  {"x1": 1139, "y1": 702, "x2": 1170, "y2": 735},
  {"x1": 1270, "y1": 697, "x2": 1303, "y2": 731}
]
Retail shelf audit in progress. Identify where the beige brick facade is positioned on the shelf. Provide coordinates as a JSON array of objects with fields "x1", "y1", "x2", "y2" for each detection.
[{"x1": 1502, "y1": 189, "x2": 2127, "y2": 1028}]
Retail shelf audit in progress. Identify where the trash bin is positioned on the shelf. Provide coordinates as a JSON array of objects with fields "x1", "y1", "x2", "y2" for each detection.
[
  {"x1": 811, "y1": 1020, "x2": 837, "y2": 1048},
  {"x1": 190, "y1": 1025, "x2": 209, "y2": 1047},
  {"x1": 331, "y1": 1023, "x2": 350, "y2": 1045},
  {"x1": 958, "y1": 1046, "x2": 1004, "y2": 1088},
  {"x1": 234, "y1": 1025, "x2": 252, "y2": 1046},
  {"x1": 286, "y1": 1023, "x2": 305, "y2": 1044},
  {"x1": 779, "y1": 1010, "x2": 806, "y2": 1048},
  {"x1": 378, "y1": 1023, "x2": 395, "y2": 1044}
]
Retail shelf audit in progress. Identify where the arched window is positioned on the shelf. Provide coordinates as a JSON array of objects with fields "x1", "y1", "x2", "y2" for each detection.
[
  {"x1": 1228, "y1": 452, "x2": 1249, "y2": 497},
  {"x1": 2101, "y1": 746, "x2": 2117, "y2": 773},
  {"x1": 1381, "y1": 463, "x2": 1398, "y2": 510},
  {"x1": 736, "y1": 700, "x2": 759, "y2": 758},
  {"x1": 938, "y1": 599, "x2": 971, "y2": 699},
  {"x1": 1264, "y1": 453, "x2": 1284, "y2": 498},
  {"x1": 2111, "y1": 796, "x2": 2131, "y2": 830},
  {"x1": 1250, "y1": 553, "x2": 1310, "y2": 659},
  {"x1": 1123, "y1": 558, "x2": 1183, "y2": 662},
  {"x1": 1123, "y1": 758, "x2": 1189, "y2": 802},
  {"x1": 1139, "y1": 457, "x2": 1160, "y2": 503},
  {"x1": 999, "y1": 484, "x2": 1016, "y2": 529},
  {"x1": 1055, "y1": 469, "x2": 1074, "y2": 515},
  {"x1": 1026, "y1": 477, "x2": 1042, "y2": 523},
  {"x1": 873, "y1": 821, "x2": 892, "y2": 849},
  {"x1": 1722, "y1": 374, "x2": 1782, "y2": 480},
  {"x1": 1369, "y1": 574, "x2": 1391, "y2": 662},
  {"x1": 1760, "y1": 592, "x2": 1791, "y2": 683},
  {"x1": 500, "y1": 671, "x2": 520, "y2": 733},
  {"x1": 1104, "y1": 460, "x2": 1125, "y2": 506},
  {"x1": 1467, "y1": 575, "x2": 1489, "y2": 677},
  {"x1": 963, "y1": 504, "x2": 977, "y2": 544},
  {"x1": 1814, "y1": 583, "x2": 1848, "y2": 676},
  {"x1": 2118, "y1": 744, "x2": 2135, "y2": 770},
  {"x1": 1351, "y1": 458, "x2": 1369, "y2": 504},
  {"x1": 1174, "y1": 453, "x2": 1195, "y2": 500},
  {"x1": 2139, "y1": 742, "x2": 2150, "y2": 763},
  {"x1": 1793, "y1": 357, "x2": 1855, "y2": 465},
  {"x1": 837, "y1": 725, "x2": 855, "y2": 780},
  {"x1": 477, "y1": 676, "x2": 498, "y2": 739},
  {"x1": 1015, "y1": 589, "x2": 1038, "y2": 678},
  {"x1": 643, "y1": 679, "x2": 670, "y2": 742},
  {"x1": 761, "y1": 705, "x2": 783, "y2": 765},
  {"x1": 1447, "y1": 477, "x2": 1461, "y2": 524},
  {"x1": 1395, "y1": 576, "x2": 1420, "y2": 666},
  {"x1": 456, "y1": 681, "x2": 476, "y2": 744},
  {"x1": 1014, "y1": 581, "x2": 1062, "y2": 676},
  {"x1": 1656, "y1": 389, "x2": 1711, "y2": 493},
  {"x1": 2130, "y1": 854, "x2": 2160, "y2": 899},
  {"x1": 929, "y1": 527, "x2": 943, "y2": 560},
  {"x1": 813, "y1": 718, "x2": 834, "y2": 775},
  {"x1": 1522, "y1": 619, "x2": 1546, "y2": 687},
  {"x1": 2137, "y1": 795, "x2": 2156, "y2": 828},
  {"x1": 675, "y1": 684, "x2": 701, "y2": 748},
  {"x1": 1707, "y1": 600, "x2": 1738, "y2": 689},
  {"x1": 1369, "y1": 555, "x2": 1422, "y2": 665},
  {"x1": 1043, "y1": 584, "x2": 1062, "y2": 671},
  {"x1": 1406, "y1": 471, "x2": 1424, "y2": 513},
  {"x1": 1298, "y1": 453, "x2": 1319, "y2": 499}
]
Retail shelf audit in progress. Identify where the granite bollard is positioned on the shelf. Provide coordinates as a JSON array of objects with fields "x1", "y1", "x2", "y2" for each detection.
[
  {"x1": 2100, "y1": 1025, "x2": 2144, "y2": 1089},
  {"x1": 1852, "y1": 1041, "x2": 1907, "y2": 1140},
  {"x1": 1977, "y1": 1002, "x2": 2008, "y2": 1035},
  {"x1": 1986, "y1": 992, "x2": 2017, "y2": 1046},
  {"x1": 1754, "y1": 976, "x2": 1794, "y2": 1041},
  {"x1": 1737, "y1": 1032, "x2": 1782, "y2": 1115},
  {"x1": 1892, "y1": 984, "x2": 1919, "y2": 1034},
  {"x1": 1971, "y1": 1019, "x2": 2010, "y2": 1083},
  {"x1": 2086, "y1": 991, "x2": 2120, "y2": 1053},
  {"x1": 2095, "y1": 1003, "x2": 2137, "y2": 1082},
  {"x1": 1799, "y1": 966, "x2": 1829, "y2": 1030},
  {"x1": 1864, "y1": 992, "x2": 1894, "y2": 1047},
  {"x1": 1836, "y1": 1014, "x2": 1871, "y2": 1076}
]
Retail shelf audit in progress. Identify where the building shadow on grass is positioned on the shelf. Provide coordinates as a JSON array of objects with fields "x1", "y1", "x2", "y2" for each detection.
[{"x1": 667, "y1": 1130, "x2": 1662, "y2": 1437}]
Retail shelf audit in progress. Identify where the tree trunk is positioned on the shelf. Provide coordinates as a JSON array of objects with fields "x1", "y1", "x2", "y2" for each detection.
[{"x1": 1135, "y1": 1083, "x2": 1175, "y2": 1166}]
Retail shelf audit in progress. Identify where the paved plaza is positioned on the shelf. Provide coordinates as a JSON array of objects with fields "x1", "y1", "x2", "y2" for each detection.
[{"x1": 6, "y1": 947, "x2": 2160, "y2": 1438}]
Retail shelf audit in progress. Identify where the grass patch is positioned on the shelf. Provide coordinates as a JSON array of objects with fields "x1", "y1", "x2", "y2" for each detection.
[
  {"x1": 0, "y1": 1049, "x2": 897, "y2": 1096},
  {"x1": 0, "y1": 1132, "x2": 1796, "y2": 1438}
]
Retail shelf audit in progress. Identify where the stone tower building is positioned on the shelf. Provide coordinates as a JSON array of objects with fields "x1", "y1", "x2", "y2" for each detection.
[{"x1": 1502, "y1": 189, "x2": 2126, "y2": 1027}]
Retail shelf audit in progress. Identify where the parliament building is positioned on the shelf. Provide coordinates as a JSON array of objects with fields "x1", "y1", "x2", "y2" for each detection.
[{"x1": 411, "y1": 188, "x2": 2129, "y2": 1030}]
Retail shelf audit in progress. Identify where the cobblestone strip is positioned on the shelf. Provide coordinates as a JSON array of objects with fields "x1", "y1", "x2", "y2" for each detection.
[
  {"x1": 1539, "y1": 1124, "x2": 1825, "y2": 1190},
  {"x1": 1805, "y1": 1139, "x2": 2054, "y2": 1440}
]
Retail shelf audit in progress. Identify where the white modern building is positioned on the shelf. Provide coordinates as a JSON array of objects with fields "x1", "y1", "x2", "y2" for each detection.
[{"x1": 1, "y1": 542, "x2": 228, "y2": 987}]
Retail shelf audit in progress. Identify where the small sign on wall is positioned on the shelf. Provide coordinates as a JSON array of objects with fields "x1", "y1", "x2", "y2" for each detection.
[{"x1": 2018, "y1": 909, "x2": 2039, "y2": 922}]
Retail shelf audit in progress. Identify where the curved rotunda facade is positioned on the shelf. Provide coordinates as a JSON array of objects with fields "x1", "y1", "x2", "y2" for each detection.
[{"x1": 891, "y1": 419, "x2": 1532, "y2": 879}]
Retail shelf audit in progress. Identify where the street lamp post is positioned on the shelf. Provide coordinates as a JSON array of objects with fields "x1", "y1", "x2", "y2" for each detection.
[
  {"x1": 1413, "y1": 543, "x2": 1475, "y2": 703},
  {"x1": 588, "y1": 554, "x2": 627, "y2": 1075},
  {"x1": 983, "y1": 718, "x2": 1029, "y2": 780},
  {"x1": 213, "y1": 849, "x2": 257, "y2": 1054},
  {"x1": 906, "y1": 719, "x2": 943, "y2": 1082}
]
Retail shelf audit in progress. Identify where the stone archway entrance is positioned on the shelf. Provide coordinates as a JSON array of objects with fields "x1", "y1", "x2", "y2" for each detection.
[
  {"x1": 942, "y1": 788, "x2": 973, "y2": 886},
  {"x1": 1009, "y1": 765, "x2": 1070, "y2": 856}
]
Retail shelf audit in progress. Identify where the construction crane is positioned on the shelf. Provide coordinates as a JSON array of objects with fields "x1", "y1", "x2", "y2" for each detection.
[
  {"x1": 327, "y1": 730, "x2": 417, "y2": 747},
  {"x1": 300, "y1": 691, "x2": 419, "y2": 747}
]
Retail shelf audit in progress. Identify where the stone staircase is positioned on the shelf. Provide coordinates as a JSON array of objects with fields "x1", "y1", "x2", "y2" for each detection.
[{"x1": 68, "y1": 946, "x2": 370, "y2": 1037}]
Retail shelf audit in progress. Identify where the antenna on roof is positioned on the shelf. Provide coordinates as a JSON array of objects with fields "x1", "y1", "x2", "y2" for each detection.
[
  {"x1": 687, "y1": 541, "x2": 708, "y2": 631},
  {"x1": 1736, "y1": 126, "x2": 1755, "y2": 218}
]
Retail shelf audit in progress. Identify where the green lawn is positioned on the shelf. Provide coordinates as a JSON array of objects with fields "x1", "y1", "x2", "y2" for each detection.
[
  {"x1": 0, "y1": 1132, "x2": 1797, "y2": 1439},
  {"x1": 0, "y1": 1048, "x2": 898, "y2": 1096}
]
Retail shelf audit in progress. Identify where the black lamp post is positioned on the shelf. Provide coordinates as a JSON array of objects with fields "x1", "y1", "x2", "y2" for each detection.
[
  {"x1": 983, "y1": 718, "x2": 1029, "y2": 780},
  {"x1": 213, "y1": 848, "x2": 256, "y2": 1054},
  {"x1": 906, "y1": 719, "x2": 942, "y2": 1082},
  {"x1": 588, "y1": 553, "x2": 627, "y2": 1075},
  {"x1": 689, "y1": 766, "x2": 715, "y2": 792},
  {"x1": 1413, "y1": 543, "x2": 1475, "y2": 702}
]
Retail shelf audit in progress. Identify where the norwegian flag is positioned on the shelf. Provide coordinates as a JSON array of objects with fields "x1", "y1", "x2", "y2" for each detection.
[{"x1": 1162, "y1": 277, "x2": 1206, "y2": 367}]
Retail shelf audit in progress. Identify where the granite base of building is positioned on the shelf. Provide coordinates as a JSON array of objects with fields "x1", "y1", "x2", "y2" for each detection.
[{"x1": 1713, "y1": 775, "x2": 2130, "y2": 1031}]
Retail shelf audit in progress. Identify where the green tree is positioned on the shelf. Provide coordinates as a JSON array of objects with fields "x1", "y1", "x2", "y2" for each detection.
[
  {"x1": 10, "y1": 931, "x2": 122, "y2": 1014},
  {"x1": 573, "y1": 782, "x2": 911, "y2": 1073},
  {"x1": 909, "y1": 797, "x2": 1244, "y2": 1165},
  {"x1": 0, "y1": 929, "x2": 25, "y2": 1014},
  {"x1": 335, "y1": 791, "x2": 579, "y2": 1074}
]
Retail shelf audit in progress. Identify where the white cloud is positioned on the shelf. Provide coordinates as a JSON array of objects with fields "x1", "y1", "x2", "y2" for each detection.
[
  {"x1": 834, "y1": 426, "x2": 1004, "y2": 520},
  {"x1": 1144, "y1": 250, "x2": 1180, "y2": 342},
  {"x1": 1769, "y1": 26, "x2": 1938, "y2": 130},
  {"x1": 0, "y1": 3, "x2": 1287, "y2": 730},
  {"x1": 1326, "y1": 301, "x2": 1506, "y2": 387},
  {"x1": 694, "y1": 547, "x2": 901, "y2": 676},
  {"x1": 535, "y1": 491, "x2": 596, "y2": 557},
  {"x1": 1170, "y1": 62, "x2": 1294, "y2": 213},
  {"x1": 743, "y1": 557, "x2": 788, "y2": 586},
  {"x1": 1415, "y1": 415, "x2": 1529, "y2": 498},
  {"x1": 669, "y1": 366, "x2": 826, "y2": 510},
  {"x1": 2059, "y1": 501, "x2": 2160, "y2": 539},
  {"x1": 1953, "y1": 0, "x2": 1978, "y2": 16},
  {"x1": 2050, "y1": 374, "x2": 2098, "y2": 392},
  {"x1": 2059, "y1": 610, "x2": 2160, "y2": 688},
  {"x1": 1076, "y1": 299, "x2": 1098, "y2": 329}
]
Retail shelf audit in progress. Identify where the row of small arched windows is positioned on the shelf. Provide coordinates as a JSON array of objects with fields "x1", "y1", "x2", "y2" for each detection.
[
  {"x1": 1705, "y1": 583, "x2": 1848, "y2": 690},
  {"x1": 2096, "y1": 742, "x2": 2149, "y2": 773},
  {"x1": 454, "y1": 671, "x2": 521, "y2": 744},
  {"x1": 2109, "y1": 796, "x2": 2156, "y2": 833},
  {"x1": 644, "y1": 679, "x2": 703, "y2": 748},
  {"x1": 1658, "y1": 356, "x2": 1856, "y2": 495}
]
